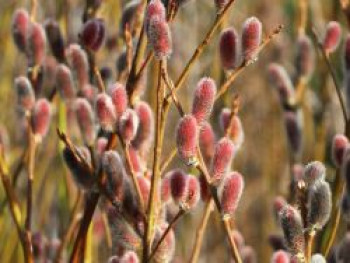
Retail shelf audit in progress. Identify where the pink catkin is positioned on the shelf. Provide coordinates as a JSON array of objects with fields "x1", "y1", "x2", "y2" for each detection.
[
  {"x1": 66, "y1": 44, "x2": 89, "y2": 89},
  {"x1": 211, "y1": 137, "x2": 235, "y2": 183},
  {"x1": 96, "y1": 137, "x2": 108, "y2": 156},
  {"x1": 56, "y1": 64, "x2": 76, "y2": 101},
  {"x1": 81, "y1": 18, "x2": 105, "y2": 52},
  {"x1": 199, "y1": 122, "x2": 216, "y2": 164},
  {"x1": 109, "y1": 82, "x2": 128, "y2": 118},
  {"x1": 32, "y1": 99, "x2": 51, "y2": 138},
  {"x1": 74, "y1": 98, "x2": 96, "y2": 146},
  {"x1": 137, "y1": 175, "x2": 150, "y2": 206},
  {"x1": 219, "y1": 108, "x2": 244, "y2": 148},
  {"x1": 241, "y1": 17, "x2": 262, "y2": 63},
  {"x1": 132, "y1": 101, "x2": 154, "y2": 151},
  {"x1": 219, "y1": 27, "x2": 239, "y2": 70},
  {"x1": 303, "y1": 161, "x2": 326, "y2": 185},
  {"x1": 119, "y1": 109, "x2": 139, "y2": 142},
  {"x1": 268, "y1": 63, "x2": 295, "y2": 107},
  {"x1": 332, "y1": 134, "x2": 348, "y2": 167},
  {"x1": 295, "y1": 35, "x2": 315, "y2": 79},
  {"x1": 271, "y1": 250, "x2": 290, "y2": 263},
  {"x1": 176, "y1": 115, "x2": 198, "y2": 165},
  {"x1": 120, "y1": 250, "x2": 139, "y2": 263},
  {"x1": 145, "y1": 0, "x2": 166, "y2": 32},
  {"x1": 184, "y1": 175, "x2": 200, "y2": 210},
  {"x1": 12, "y1": 8, "x2": 29, "y2": 52},
  {"x1": 218, "y1": 171, "x2": 244, "y2": 218},
  {"x1": 284, "y1": 111, "x2": 302, "y2": 154},
  {"x1": 27, "y1": 22, "x2": 46, "y2": 66},
  {"x1": 127, "y1": 146, "x2": 144, "y2": 174},
  {"x1": 147, "y1": 15, "x2": 172, "y2": 60},
  {"x1": 14, "y1": 76, "x2": 35, "y2": 111},
  {"x1": 170, "y1": 169, "x2": 188, "y2": 205},
  {"x1": 96, "y1": 93, "x2": 116, "y2": 131},
  {"x1": 161, "y1": 172, "x2": 172, "y2": 204},
  {"x1": 191, "y1": 77, "x2": 217, "y2": 125},
  {"x1": 323, "y1": 21, "x2": 342, "y2": 53}
]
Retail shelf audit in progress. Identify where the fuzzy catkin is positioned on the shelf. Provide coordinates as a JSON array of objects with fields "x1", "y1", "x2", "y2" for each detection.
[
  {"x1": 74, "y1": 98, "x2": 96, "y2": 146},
  {"x1": 219, "y1": 27, "x2": 239, "y2": 70},
  {"x1": 176, "y1": 115, "x2": 198, "y2": 165}
]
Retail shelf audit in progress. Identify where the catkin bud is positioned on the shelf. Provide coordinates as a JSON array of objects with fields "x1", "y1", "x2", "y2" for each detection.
[
  {"x1": 120, "y1": 250, "x2": 139, "y2": 263},
  {"x1": 268, "y1": 64, "x2": 295, "y2": 107},
  {"x1": 80, "y1": 18, "x2": 105, "y2": 52},
  {"x1": 66, "y1": 44, "x2": 89, "y2": 89},
  {"x1": 31, "y1": 99, "x2": 51, "y2": 139},
  {"x1": 323, "y1": 21, "x2": 342, "y2": 54},
  {"x1": 152, "y1": 223, "x2": 175, "y2": 263},
  {"x1": 102, "y1": 151, "x2": 125, "y2": 203},
  {"x1": 273, "y1": 196, "x2": 287, "y2": 221},
  {"x1": 147, "y1": 15, "x2": 172, "y2": 60},
  {"x1": 210, "y1": 137, "x2": 235, "y2": 183},
  {"x1": 218, "y1": 171, "x2": 244, "y2": 218},
  {"x1": 331, "y1": 134, "x2": 348, "y2": 167},
  {"x1": 44, "y1": 19, "x2": 65, "y2": 62},
  {"x1": 27, "y1": 22, "x2": 46, "y2": 66},
  {"x1": 96, "y1": 93, "x2": 116, "y2": 131},
  {"x1": 214, "y1": 0, "x2": 229, "y2": 10},
  {"x1": 120, "y1": 0, "x2": 142, "y2": 34},
  {"x1": 96, "y1": 137, "x2": 108, "y2": 156},
  {"x1": 63, "y1": 146, "x2": 94, "y2": 189},
  {"x1": 176, "y1": 115, "x2": 198, "y2": 165},
  {"x1": 14, "y1": 76, "x2": 35, "y2": 111},
  {"x1": 241, "y1": 246, "x2": 257, "y2": 263},
  {"x1": 219, "y1": 28, "x2": 239, "y2": 70},
  {"x1": 137, "y1": 176, "x2": 151, "y2": 207},
  {"x1": 303, "y1": 161, "x2": 326, "y2": 185},
  {"x1": 170, "y1": 169, "x2": 188, "y2": 205},
  {"x1": 119, "y1": 109, "x2": 139, "y2": 142},
  {"x1": 56, "y1": 64, "x2": 75, "y2": 101},
  {"x1": 241, "y1": 17, "x2": 262, "y2": 63},
  {"x1": 307, "y1": 180, "x2": 332, "y2": 230},
  {"x1": 284, "y1": 111, "x2": 302, "y2": 155},
  {"x1": 109, "y1": 82, "x2": 127, "y2": 118},
  {"x1": 145, "y1": 0, "x2": 166, "y2": 32},
  {"x1": 271, "y1": 250, "x2": 290, "y2": 263},
  {"x1": 311, "y1": 254, "x2": 326, "y2": 263},
  {"x1": 132, "y1": 101, "x2": 154, "y2": 151},
  {"x1": 279, "y1": 205, "x2": 305, "y2": 256},
  {"x1": 199, "y1": 122, "x2": 216, "y2": 164},
  {"x1": 74, "y1": 98, "x2": 96, "y2": 146},
  {"x1": 108, "y1": 208, "x2": 142, "y2": 251},
  {"x1": 344, "y1": 35, "x2": 350, "y2": 71},
  {"x1": 219, "y1": 108, "x2": 244, "y2": 148},
  {"x1": 295, "y1": 35, "x2": 315, "y2": 80},
  {"x1": 12, "y1": 9, "x2": 29, "y2": 53},
  {"x1": 269, "y1": 234, "x2": 287, "y2": 251},
  {"x1": 183, "y1": 175, "x2": 200, "y2": 210},
  {"x1": 192, "y1": 77, "x2": 217, "y2": 125},
  {"x1": 161, "y1": 172, "x2": 172, "y2": 204}
]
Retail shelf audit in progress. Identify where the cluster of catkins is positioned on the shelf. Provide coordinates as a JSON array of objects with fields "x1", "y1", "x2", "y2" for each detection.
[
  {"x1": 268, "y1": 21, "x2": 342, "y2": 160},
  {"x1": 271, "y1": 161, "x2": 332, "y2": 262}
]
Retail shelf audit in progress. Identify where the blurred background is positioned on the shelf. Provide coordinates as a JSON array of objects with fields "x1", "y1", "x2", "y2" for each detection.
[{"x1": 0, "y1": 0, "x2": 347, "y2": 262}]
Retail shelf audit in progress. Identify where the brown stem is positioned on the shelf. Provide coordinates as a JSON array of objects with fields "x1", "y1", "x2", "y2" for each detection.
[
  {"x1": 189, "y1": 199, "x2": 214, "y2": 263},
  {"x1": 298, "y1": 0, "x2": 308, "y2": 36},
  {"x1": 144, "y1": 60, "x2": 165, "y2": 262},
  {"x1": 305, "y1": 231, "x2": 315, "y2": 263},
  {"x1": 223, "y1": 218, "x2": 242, "y2": 263},
  {"x1": 148, "y1": 209, "x2": 185, "y2": 261},
  {"x1": 160, "y1": 148, "x2": 177, "y2": 175},
  {"x1": 54, "y1": 192, "x2": 82, "y2": 263}
]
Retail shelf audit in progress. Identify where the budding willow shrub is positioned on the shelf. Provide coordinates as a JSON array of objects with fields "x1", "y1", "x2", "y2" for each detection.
[{"x1": 4, "y1": 0, "x2": 350, "y2": 262}]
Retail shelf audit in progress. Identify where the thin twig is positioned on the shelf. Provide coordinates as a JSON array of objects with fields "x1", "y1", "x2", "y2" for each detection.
[
  {"x1": 144, "y1": 60, "x2": 165, "y2": 262},
  {"x1": 311, "y1": 28, "x2": 348, "y2": 122},
  {"x1": 160, "y1": 148, "x2": 177, "y2": 175},
  {"x1": 223, "y1": 218, "x2": 242, "y2": 263},
  {"x1": 189, "y1": 199, "x2": 214, "y2": 263},
  {"x1": 305, "y1": 231, "x2": 315, "y2": 263},
  {"x1": 148, "y1": 209, "x2": 185, "y2": 261}
]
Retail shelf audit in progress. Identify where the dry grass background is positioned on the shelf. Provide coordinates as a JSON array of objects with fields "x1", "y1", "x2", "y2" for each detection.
[{"x1": 0, "y1": 0, "x2": 347, "y2": 262}]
